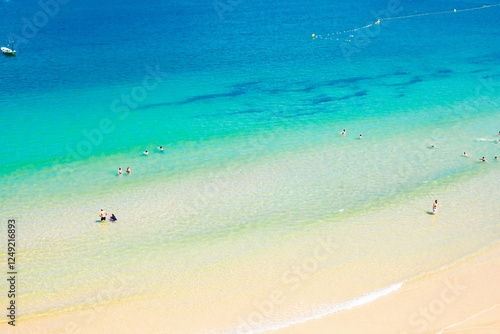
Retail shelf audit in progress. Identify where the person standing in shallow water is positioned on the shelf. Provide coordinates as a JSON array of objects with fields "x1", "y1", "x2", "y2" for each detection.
[
  {"x1": 100, "y1": 209, "x2": 107, "y2": 221},
  {"x1": 432, "y1": 200, "x2": 438, "y2": 214}
]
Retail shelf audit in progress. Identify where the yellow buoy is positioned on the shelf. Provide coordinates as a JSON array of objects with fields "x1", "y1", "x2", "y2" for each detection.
[
  {"x1": 312, "y1": 34, "x2": 315, "y2": 39},
  {"x1": 454, "y1": 9, "x2": 457, "y2": 12}
]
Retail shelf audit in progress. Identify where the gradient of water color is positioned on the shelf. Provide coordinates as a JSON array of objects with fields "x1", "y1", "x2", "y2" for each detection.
[{"x1": 1, "y1": 0, "x2": 500, "y2": 332}]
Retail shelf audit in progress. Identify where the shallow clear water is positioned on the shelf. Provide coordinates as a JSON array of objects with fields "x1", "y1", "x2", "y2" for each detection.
[{"x1": 1, "y1": 0, "x2": 500, "y2": 331}]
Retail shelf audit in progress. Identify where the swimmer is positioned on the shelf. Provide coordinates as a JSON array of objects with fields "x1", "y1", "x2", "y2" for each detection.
[
  {"x1": 118, "y1": 167, "x2": 123, "y2": 174},
  {"x1": 340, "y1": 129, "x2": 346, "y2": 135},
  {"x1": 480, "y1": 157, "x2": 487, "y2": 162},
  {"x1": 143, "y1": 150, "x2": 149, "y2": 155},
  {"x1": 429, "y1": 144, "x2": 435, "y2": 148},
  {"x1": 463, "y1": 152, "x2": 468, "y2": 157},
  {"x1": 432, "y1": 200, "x2": 438, "y2": 214},
  {"x1": 126, "y1": 167, "x2": 131, "y2": 175},
  {"x1": 495, "y1": 156, "x2": 498, "y2": 160},
  {"x1": 99, "y1": 209, "x2": 107, "y2": 221},
  {"x1": 158, "y1": 146, "x2": 164, "y2": 151},
  {"x1": 359, "y1": 134, "x2": 362, "y2": 139}
]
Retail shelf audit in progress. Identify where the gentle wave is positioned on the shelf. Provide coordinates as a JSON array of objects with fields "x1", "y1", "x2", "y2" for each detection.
[
  {"x1": 476, "y1": 138, "x2": 499, "y2": 142},
  {"x1": 231, "y1": 282, "x2": 404, "y2": 334}
]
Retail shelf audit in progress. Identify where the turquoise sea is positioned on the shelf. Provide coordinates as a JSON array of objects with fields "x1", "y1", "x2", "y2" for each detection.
[{"x1": 1, "y1": 0, "x2": 500, "y2": 332}]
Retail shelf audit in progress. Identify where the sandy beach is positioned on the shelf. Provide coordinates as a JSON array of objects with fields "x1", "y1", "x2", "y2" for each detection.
[
  {"x1": 3, "y1": 165, "x2": 500, "y2": 334},
  {"x1": 4, "y1": 241, "x2": 499, "y2": 334},
  {"x1": 2, "y1": 1, "x2": 500, "y2": 333},
  {"x1": 272, "y1": 243, "x2": 500, "y2": 334}
]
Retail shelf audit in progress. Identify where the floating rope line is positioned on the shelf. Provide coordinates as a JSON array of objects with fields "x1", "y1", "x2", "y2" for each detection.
[{"x1": 312, "y1": 4, "x2": 500, "y2": 40}]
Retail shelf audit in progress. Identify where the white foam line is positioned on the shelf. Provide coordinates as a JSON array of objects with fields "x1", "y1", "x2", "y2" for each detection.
[
  {"x1": 435, "y1": 303, "x2": 500, "y2": 334},
  {"x1": 476, "y1": 138, "x2": 498, "y2": 142},
  {"x1": 238, "y1": 282, "x2": 404, "y2": 334}
]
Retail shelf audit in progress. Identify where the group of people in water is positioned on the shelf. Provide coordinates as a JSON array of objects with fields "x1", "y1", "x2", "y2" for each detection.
[
  {"x1": 340, "y1": 129, "x2": 362, "y2": 139},
  {"x1": 99, "y1": 209, "x2": 117, "y2": 222},
  {"x1": 117, "y1": 146, "x2": 164, "y2": 175},
  {"x1": 117, "y1": 167, "x2": 131, "y2": 175},
  {"x1": 435, "y1": 131, "x2": 499, "y2": 214},
  {"x1": 106, "y1": 130, "x2": 498, "y2": 220},
  {"x1": 144, "y1": 146, "x2": 164, "y2": 155},
  {"x1": 463, "y1": 152, "x2": 498, "y2": 162},
  {"x1": 339, "y1": 129, "x2": 500, "y2": 215},
  {"x1": 109, "y1": 146, "x2": 166, "y2": 221}
]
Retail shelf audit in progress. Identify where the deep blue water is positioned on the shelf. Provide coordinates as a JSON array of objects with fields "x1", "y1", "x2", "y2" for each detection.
[
  {"x1": 1, "y1": 1, "x2": 500, "y2": 327},
  {"x1": 1, "y1": 0, "x2": 498, "y2": 93},
  {"x1": 1, "y1": 0, "x2": 499, "y2": 177}
]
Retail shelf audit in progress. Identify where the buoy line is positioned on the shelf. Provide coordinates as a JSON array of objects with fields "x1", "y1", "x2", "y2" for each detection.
[{"x1": 312, "y1": 4, "x2": 500, "y2": 40}]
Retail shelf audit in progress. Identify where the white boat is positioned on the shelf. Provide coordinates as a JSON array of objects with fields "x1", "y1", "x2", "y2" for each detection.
[{"x1": 2, "y1": 42, "x2": 16, "y2": 56}]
